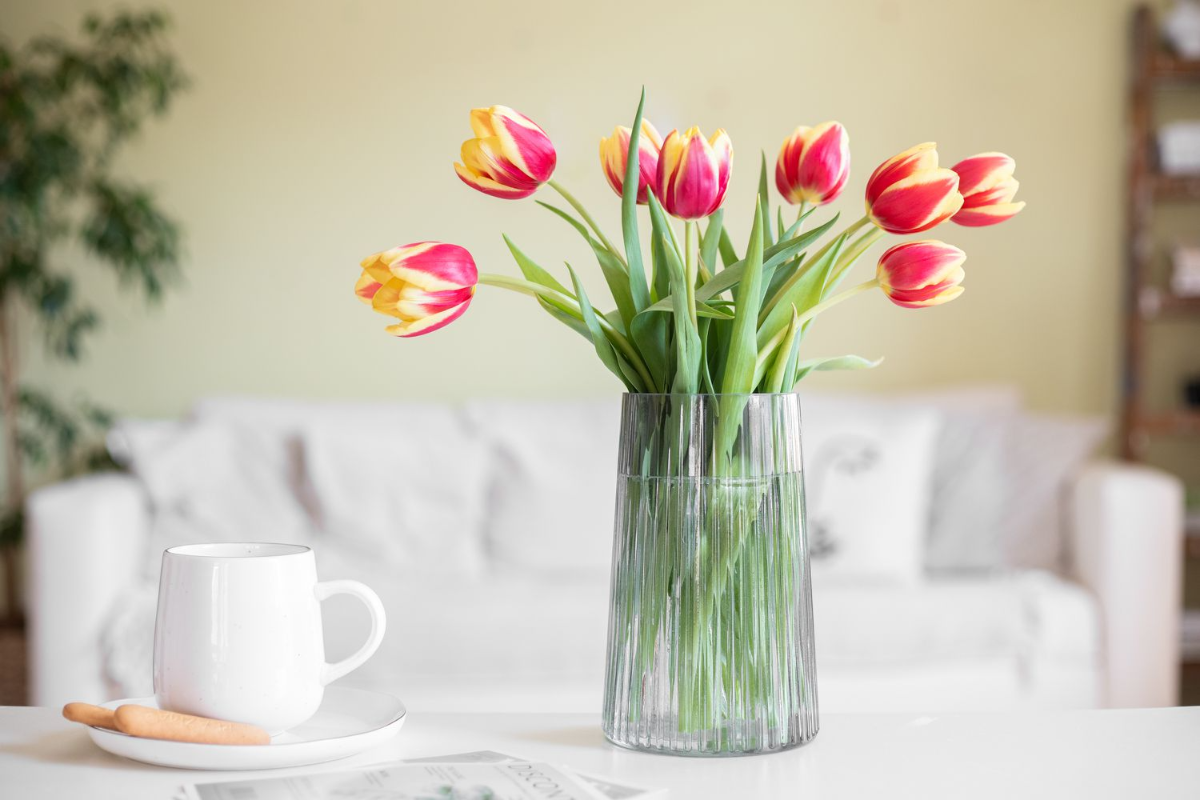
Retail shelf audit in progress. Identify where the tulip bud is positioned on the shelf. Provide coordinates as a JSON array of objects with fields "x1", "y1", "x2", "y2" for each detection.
[
  {"x1": 865, "y1": 143, "x2": 963, "y2": 234},
  {"x1": 356, "y1": 242, "x2": 478, "y2": 337},
  {"x1": 950, "y1": 153, "x2": 1026, "y2": 227},
  {"x1": 876, "y1": 240, "x2": 965, "y2": 308},
  {"x1": 774, "y1": 121, "x2": 850, "y2": 206},
  {"x1": 655, "y1": 126, "x2": 733, "y2": 220},
  {"x1": 599, "y1": 120, "x2": 663, "y2": 204},
  {"x1": 454, "y1": 106, "x2": 557, "y2": 199}
]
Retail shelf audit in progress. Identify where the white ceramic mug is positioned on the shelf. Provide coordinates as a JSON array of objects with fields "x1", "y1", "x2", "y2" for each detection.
[{"x1": 153, "y1": 543, "x2": 386, "y2": 735}]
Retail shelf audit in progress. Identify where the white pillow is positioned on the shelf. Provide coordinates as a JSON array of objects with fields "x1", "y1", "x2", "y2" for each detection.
[
  {"x1": 798, "y1": 394, "x2": 942, "y2": 584},
  {"x1": 108, "y1": 417, "x2": 312, "y2": 550},
  {"x1": 298, "y1": 408, "x2": 488, "y2": 575},
  {"x1": 1000, "y1": 412, "x2": 1107, "y2": 572},
  {"x1": 466, "y1": 398, "x2": 622, "y2": 574},
  {"x1": 897, "y1": 386, "x2": 1023, "y2": 574}
]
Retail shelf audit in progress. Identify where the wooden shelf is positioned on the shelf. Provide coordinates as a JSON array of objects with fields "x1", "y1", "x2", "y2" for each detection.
[
  {"x1": 1152, "y1": 173, "x2": 1200, "y2": 200},
  {"x1": 1188, "y1": 522, "x2": 1200, "y2": 560},
  {"x1": 1150, "y1": 54, "x2": 1200, "y2": 81},
  {"x1": 1136, "y1": 410, "x2": 1200, "y2": 436},
  {"x1": 1139, "y1": 287, "x2": 1200, "y2": 317}
]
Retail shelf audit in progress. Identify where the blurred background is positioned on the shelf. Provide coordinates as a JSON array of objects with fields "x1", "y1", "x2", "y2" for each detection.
[{"x1": 1, "y1": 0, "x2": 1197, "y2": 713}]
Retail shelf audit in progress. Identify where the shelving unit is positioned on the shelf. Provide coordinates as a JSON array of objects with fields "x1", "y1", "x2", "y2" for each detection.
[{"x1": 1127, "y1": 7, "x2": 1200, "y2": 675}]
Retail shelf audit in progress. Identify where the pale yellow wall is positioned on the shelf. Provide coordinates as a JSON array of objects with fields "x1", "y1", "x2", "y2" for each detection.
[{"x1": 6, "y1": 0, "x2": 1139, "y2": 418}]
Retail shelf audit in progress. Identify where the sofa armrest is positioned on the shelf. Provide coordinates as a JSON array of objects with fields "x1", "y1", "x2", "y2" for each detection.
[
  {"x1": 25, "y1": 473, "x2": 150, "y2": 706},
  {"x1": 1069, "y1": 460, "x2": 1183, "y2": 708}
]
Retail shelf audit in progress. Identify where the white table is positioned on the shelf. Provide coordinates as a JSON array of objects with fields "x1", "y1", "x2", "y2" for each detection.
[{"x1": 2, "y1": 705, "x2": 1199, "y2": 799}]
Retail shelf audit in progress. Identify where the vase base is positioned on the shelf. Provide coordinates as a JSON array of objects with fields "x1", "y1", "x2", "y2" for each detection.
[{"x1": 601, "y1": 724, "x2": 819, "y2": 758}]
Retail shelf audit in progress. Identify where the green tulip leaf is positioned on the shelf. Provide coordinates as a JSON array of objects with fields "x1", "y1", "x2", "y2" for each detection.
[
  {"x1": 721, "y1": 199, "x2": 765, "y2": 398},
  {"x1": 647, "y1": 194, "x2": 701, "y2": 394},
  {"x1": 715, "y1": 199, "x2": 765, "y2": 460},
  {"x1": 638, "y1": 213, "x2": 838, "y2": 314},
  {"x1": 757, "y1": 231, "x2": 848, "y2": 349},
  {"x1": 718, "y1": 226, "x2": 740, "y2": 268},
  {"x1": 622, "y1": 89, "x2": 651, "y2": 313},
  {"x1": 764, "y1": 305, "x2": 801, "y2": 393},
  {"x1": 701, "y1": 208, "x2": 724, "y2": 277},
  {"x1": 757, "y1": 152, "x2": 775, "y2": 249},
  {"x1": 503, "y1": 235, "x2": 590, "y2": 337},
  {"x1": 567, "y1": 263, "x2": 642, "y2": 392},
  {"x1": 792, "y1": 354, "x2": 883, "y2": 384},
  {"x1": 536, "y1": 200, "x2": 635, "y2": 334}
]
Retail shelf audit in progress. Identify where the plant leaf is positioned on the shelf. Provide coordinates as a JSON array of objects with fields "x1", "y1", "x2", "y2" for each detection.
[
  {"x1": 621, "y1": 89, "x2": 651, "y2": 313},
  {"x1": 764, "y1": 305, "x2": 801, "y2": 393},
  {"x1": 648, "y1": 195, "x2": 701, "y2": 394},
  {"x1": 536, "y1": 200, "x2": 635, "y2": 333},
  {"x1": 757, "y1": 152, "x2": 775, "y2": 249},
  {"x1": 721, "y1": 199, "x2": 765, "y2": 397},
  {"x1": 567, "y1": 264, "x2": 642, "y2": 392},
  {"x1": 503, "y1": 235, "x2": 590, "y2": 338},
  {"x1": 638, "y1": 213, "x2": 837, "y2": 311},
  {"x1": 700, "y1": 208, "x2": 724, "y2": 276},
  {"x1": 718, "y1": 227, "x2": 739, "y2": 267},
  {"x1": 757, "y1": 231, "x2": 848, "y2": 349},
  {"x1": 793, "y1": 354, "x2": 883, "y2": 383},
  {"x1": 716, "y1": 199, "x2": 765, "y2": 460}
]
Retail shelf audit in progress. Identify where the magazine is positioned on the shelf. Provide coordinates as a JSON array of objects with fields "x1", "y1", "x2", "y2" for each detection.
[{"x1": 183, "y1": 751, "x2": 664, "y2": 800}]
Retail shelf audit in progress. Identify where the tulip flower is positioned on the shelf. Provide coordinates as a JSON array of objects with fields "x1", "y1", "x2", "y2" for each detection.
[
  {"x1": 950, "y1": 152, "x2": 1026, "y2": 227},
  {"x1": 655, "y1": 126, "x2": 733, "y2": 220},
  {"x1": 876, "y1": 240, "x2": 965, "y2": 308},
  {"x1": 454, "y1": 106, "x2": 557, "y2": 199},
  {"x1": 356, "y1": 242, "x2": 478, "y2": 337},
  {"x1": 599, "y1": 120, "x2": 663, "y2": 204},
  {"x1": 865, "y1": 143, "x2": 963, "y2": 234},
  {"x1": 775, "y1": 121, "x2": 850, "y2": 206}
]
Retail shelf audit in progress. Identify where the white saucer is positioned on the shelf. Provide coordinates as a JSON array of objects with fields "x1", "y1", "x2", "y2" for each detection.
[{"x1": 87, "y1": 686, "x2": 406, "y2": 770}]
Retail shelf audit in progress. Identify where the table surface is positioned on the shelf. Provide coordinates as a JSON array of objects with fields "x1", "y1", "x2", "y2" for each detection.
[{"x1": 2, "y1": 705, "x2": 1199, "y2": 799}]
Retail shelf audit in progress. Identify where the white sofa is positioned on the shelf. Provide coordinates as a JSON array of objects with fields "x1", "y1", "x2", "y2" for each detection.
[{"x1": 25, "y1": 390, "x2": 1184, "y2": 713}]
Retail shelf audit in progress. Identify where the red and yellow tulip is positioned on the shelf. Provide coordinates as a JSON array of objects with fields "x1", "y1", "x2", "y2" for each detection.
[
  {"x1": 876, "y1": 240, "x2": 965, "y2": 308},
  {"x1": 775, "y1": 122, "x2": 850, "y2": 206},
  {"x1": 599, "y1": 120, "x2": 663, "y2": 204},
  {"x1": 950, "y1": 153, "x2": 1025, "y2": 227},
  {"x1": 865, "y1": 143, "x2": 963, "y2": 234},
  {"x1": 454, "y1": 106, "x2": 557, "y2": 199},
  {"x1": 655, "y1": 126, "x2": 733, "y2": 220},
  {"x1": 356, "y1": 242, "x2": 478, "y2": 337}
]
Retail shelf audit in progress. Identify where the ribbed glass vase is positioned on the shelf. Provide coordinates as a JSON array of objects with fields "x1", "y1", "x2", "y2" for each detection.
[{"x1": 601, "y1": 393, "x2": 817, "y2": 756}]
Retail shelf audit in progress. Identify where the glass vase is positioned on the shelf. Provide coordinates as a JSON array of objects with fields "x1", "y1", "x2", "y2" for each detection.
[{"x1": 601, "y1": 393, "x2": 817, "y2": 756}]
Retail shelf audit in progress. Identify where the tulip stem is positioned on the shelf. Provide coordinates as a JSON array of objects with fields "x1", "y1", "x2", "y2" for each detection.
[
  {"x1": 477, "y1": 272, "x2": 655, "y2": 390},
  {"x1": 758, "y1": 215, "x2": 872, "y2": 326},
  {"x1": 548, "y1": 180, "x2": 627, "y2": 268},
  {"x1": 796, "y1": 202, "x2": 809, "y2": 227},
  {"x1": 684, "y1": 222, "x2": 698, "y2": 327},
  {"x1": 793, "y1": 279, "x2": 879, "y2": 329},
  {"x1": 828, "y1": 227, "x2": 886, "y2": 286}
]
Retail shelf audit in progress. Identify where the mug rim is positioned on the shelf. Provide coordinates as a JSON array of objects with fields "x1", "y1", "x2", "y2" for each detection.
[{"x1": 165, "y1": 542, "x2": 312, "y2": 560}]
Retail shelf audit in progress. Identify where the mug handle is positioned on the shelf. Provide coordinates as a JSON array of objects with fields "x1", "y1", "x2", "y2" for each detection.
[{"x1": 315, "y1": 580, "x2": 387, "y2": 686}]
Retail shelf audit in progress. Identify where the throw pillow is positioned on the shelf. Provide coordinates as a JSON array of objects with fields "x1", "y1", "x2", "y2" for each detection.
[
  {"x1": 798, "y1": 393, "x2": 942, "y2": 584},
  {"x1": 466, "y1": 398, "x2": 623, "y2": 574},
  {"x1": 999, "y1": 412, "x2": 1108, "y2": 572},
  {"x1": 297, "y1": 406, "x2": 489, "y2": 574}
]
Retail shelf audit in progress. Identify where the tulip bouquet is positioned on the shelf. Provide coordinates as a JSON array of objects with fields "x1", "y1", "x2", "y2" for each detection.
[{"x1": 353, "y1": 90, "x2": 1023, "y2": 755}]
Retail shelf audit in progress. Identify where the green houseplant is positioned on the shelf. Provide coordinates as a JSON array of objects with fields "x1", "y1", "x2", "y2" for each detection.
[{"x1": 0, "y1": 10, "x2": 188, "y2": 624}]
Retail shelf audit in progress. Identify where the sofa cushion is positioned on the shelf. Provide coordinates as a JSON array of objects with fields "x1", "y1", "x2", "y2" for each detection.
[
  {"x1": 194, "y1": 396, "x2": 489, "y2": 574},
  {"x1": 1000, "y1": 413, "x2": 1107, "y2": 572},
  {"x1": 812, "y1": 570, "x2": 1099, "y2": 667},
  {"x1": 107, "y1": 417, "x2": 314, "y2": 565},
  {"x1": 798, "y1": 394, "x2": 941, "y2": 583},
  {"x1": 465, "y1": 398, "x2": 622, "y2": 574},
  {"x1": 899, "y1": 385, "x2": 1022, "y2": 574}
]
